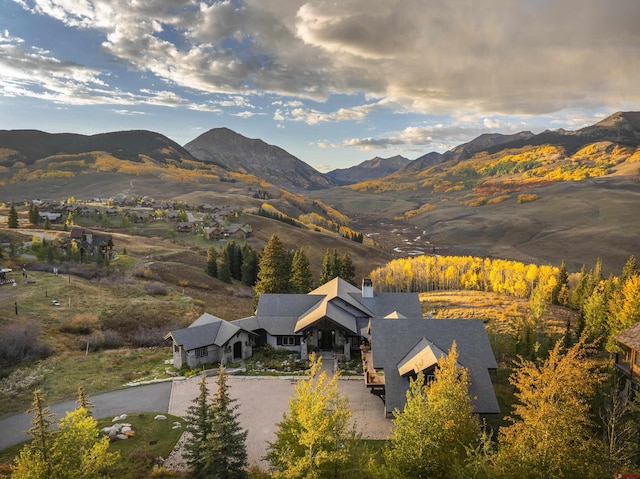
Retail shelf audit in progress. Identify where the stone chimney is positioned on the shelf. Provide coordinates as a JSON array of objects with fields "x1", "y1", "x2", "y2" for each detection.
[{"x1": 362, "y1": 278, "x2": 373, "y2": 298}]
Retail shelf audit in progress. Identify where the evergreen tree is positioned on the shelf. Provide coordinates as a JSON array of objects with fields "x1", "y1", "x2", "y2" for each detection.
[
  {"x1": 289, "y1": 247, "x2": 313, "y2": 293},
  {"x1": 28, "y1": 204, "x2": 41, "y2": 225},
  {"x1": 218, "y1": 253, "x2": 232, "y2": 284},
  {"x1": 184, "y1": 373, "x2": 213, "y2": 478},
  {"x1": 620, "y1": 255, "x2": 638, "y2": 284},
  {"x1": 8, "y1": 204, "x2": 19, "y2": 228},
  {"x1": 551, "y1": 260, "x2": 568, "y2": 305},
  {"x1": 495, "y1": 339, "x2": 606, "y2": 479},
  {"x1": 206, "y1": 246, "x2": 219, "y2": 278},
  {"x1": 266, "y1": 354, "x2": 358, "y2": 478},
  {"x1": 240, "y1": 245, "x2": 258, "y2": 287},
  {"x1": 383, "y1": 343, "x2": 481, "y2": 479},
  {"x1": 319, "y1": 249, "x2": 340, "y2": 285},
  {"x1": 339, "y1": 253, "x2": 356, "y2": 286},
  {"x1": 203, "y1": 365, "x2": 248, "y2": 479},
  {"x1": 225, "y1": 240, "x2": 243, "y2": 281},
  {"x1": 254, "y1": 235, "x2": 290, "y2": 300},
  {"x1": 76, "y1": 386, "x2": 94, "y2": 415},
  {"x1": 26, "y1": 389, "x2": 55, "y2": 463}
]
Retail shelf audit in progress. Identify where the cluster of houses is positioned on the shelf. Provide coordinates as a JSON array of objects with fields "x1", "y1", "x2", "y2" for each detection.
[{"x1": 30, "y1": 198, "x2": 251, "y2": 240}]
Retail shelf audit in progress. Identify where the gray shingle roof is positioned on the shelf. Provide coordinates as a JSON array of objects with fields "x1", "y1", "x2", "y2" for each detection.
[
  {"x1": 370, "y1": 319, "x2": 499, "y2": 415},
  {"x1": 251, "y1": 277, "x2": 423, "y2": 336},
  {"x1": 616, "y1": 321, "x2": 640, "y2": 350},
  {"x1": 166, "y1": 313, "x2": 244, "y2": 351}
]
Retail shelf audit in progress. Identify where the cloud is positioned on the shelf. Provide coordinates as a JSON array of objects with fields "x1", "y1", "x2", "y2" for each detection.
[
  {"x1": 9, "y1": 0, "x2": 640, "y2": 118},
  {"x1": 113, "y1": 109, "x2": 146, "y2": 115}
]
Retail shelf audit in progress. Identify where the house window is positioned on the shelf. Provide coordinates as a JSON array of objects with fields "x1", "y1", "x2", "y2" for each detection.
[
  {"x1": 282, "y1": 336, "x2": 296, "y2": 346},
  {"x1": 426, "y1": 374, "x2": 436, "y2": 384},
  {"x1": 349, "y1": 336, "x2": 361, "y2": 348},
  {"x1": 174, "y1": 344, "x2": 179, "y2": 353},
  {"x1": 195, "y1": 346, "x2": 208, "y2": 358}
]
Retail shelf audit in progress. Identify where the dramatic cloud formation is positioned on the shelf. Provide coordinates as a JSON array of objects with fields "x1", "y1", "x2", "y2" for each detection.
[{"x1": 2, "y1": 0, "x2": 640, "y2": 169}]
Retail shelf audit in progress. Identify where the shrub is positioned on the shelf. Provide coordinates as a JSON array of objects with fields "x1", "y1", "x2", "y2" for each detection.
[
  {"x1": 130, "y1": 327, "x2": 167, "y2": 347},
  {"x1": 0, "y1": 322, "x2": 52, "y2": 367},
  {"x1": 145, "y1": 281, "x2": 168, "y2": 295},
  {"x1": 134, "y1": 266, "x2": 158, "y2": 280},
  {"x1": 60, "y1": 314, "x2": 99, "y2": 335},
  {"x1": 517, "y1": 193, "x2": 540, "y2": 204}
]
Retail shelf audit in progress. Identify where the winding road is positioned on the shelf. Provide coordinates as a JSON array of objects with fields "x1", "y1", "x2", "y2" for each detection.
[{"x1": 0, "y1": 381, "x2": 172, "y2": 450}]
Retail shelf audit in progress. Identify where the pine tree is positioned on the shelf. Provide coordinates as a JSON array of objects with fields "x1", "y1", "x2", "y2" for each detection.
[
  {"x1": 184, "y1": 373, "x2": 213, "y2": 478},
  {"x1": 8, "y1": 204, "x2": 19, "y2": 228},
  {"x1": 206, "y1": 247, "x2": 218, "y2": 278},
  {"x1": 266, "y1": 354, "x2": 358, "y2": 478},
  {"x1": 241, "y1": 246, "x2": 258, "y2": 287},
  {"x1": 551, "y1": 260, "x2": 568, "y2": 305},
  {"x1": 76, "y1": 386, "x2": 94, "y2": 415},
  {"x1": 26, "y1": 389, "x2": 55, "y2": 463},
  {"x1": 339, "y1": 253, "x2": 356, "y2": 285},
  {"x1": 28, "y1": 204, "x2": 41, "y2": 225},
  {"x1": 319, "y1": 249, "x2": 340, "y2": 285},
  {"x1": 383, "y1": 343, "x2": 481, "y2": 479},
  {"x1": 254, "y1": 235, "x2": 290, "y2": 300},
  {"x1": 620, "y1": 255, "x2": 638, "y2": 284},
  {"x1": 218, "y1": 253, "x2": 232, "y2": 284},
  {"x1": 289, "y1": 247, "x2": 313, "y2": 293},
  {"x1": 204, "y1": 365, "x2": 248, "y2": 479},
  {"x1": 225, "y1": 240, "x2": 243, "y2": 281}
]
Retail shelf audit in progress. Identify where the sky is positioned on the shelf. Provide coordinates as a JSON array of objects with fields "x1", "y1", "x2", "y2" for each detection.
[{"x1": 1, "y1": 1, "x2": 640, "y2": 173}]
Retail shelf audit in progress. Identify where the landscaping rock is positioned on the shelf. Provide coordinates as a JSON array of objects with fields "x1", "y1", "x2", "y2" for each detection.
[{"x1": 154, "y1": 414, "x2": 167, "y2": 420}]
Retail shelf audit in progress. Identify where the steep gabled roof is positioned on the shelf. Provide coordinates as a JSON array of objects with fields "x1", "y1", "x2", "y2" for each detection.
[
  {"x1": 294, "y1": 300, "x2": 358, "y2": 334},
  {"x1": 397, "y1": 337, "x2": 454, "y2": 377},
  {"x1": 616, "y1": 321, "x2": 640, "y2": 350},
  {"x1": 370, "y1": 319, "x2": 499, "y2": 414},
  {"x1": 165, "y1": 313, "x2": 245, "y2": 351},
  {"x1": 247, "y1": 277, "x2": 422, "y2": 337}
]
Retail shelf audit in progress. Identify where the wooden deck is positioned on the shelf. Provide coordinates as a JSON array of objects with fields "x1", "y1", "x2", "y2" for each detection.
[{"x1": 362, "y1": 348, "x2": 385, "y2": 387}]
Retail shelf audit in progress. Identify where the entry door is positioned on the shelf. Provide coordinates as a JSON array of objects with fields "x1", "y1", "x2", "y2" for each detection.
[
  {"x1": 320, "y1": 330, "x2": 333, "y2": 350},
  {"x1": 233, "y1": 341, "x2": 242, "y2": 359}
]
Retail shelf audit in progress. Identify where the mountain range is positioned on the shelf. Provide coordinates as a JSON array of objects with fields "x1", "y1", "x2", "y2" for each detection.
[{"x1": 1, "y1": 111, "x2": 639, "y2": 273}]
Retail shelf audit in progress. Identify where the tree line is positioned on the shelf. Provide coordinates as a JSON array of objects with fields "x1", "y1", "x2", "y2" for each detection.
[{"x1": 252, "y1": 235, "x2": 356, "y2": 302}]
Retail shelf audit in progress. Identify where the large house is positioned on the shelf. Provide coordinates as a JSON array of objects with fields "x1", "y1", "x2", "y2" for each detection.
[
  {"x1": 165, "y1": 277, "x2": 500, "y2": 415},
  {"x1": 234, "y1": 277, "x2": 423, "y2": 362},
  {"x1": 615, "y1": 322, "x2": 640, "y2": 400}
]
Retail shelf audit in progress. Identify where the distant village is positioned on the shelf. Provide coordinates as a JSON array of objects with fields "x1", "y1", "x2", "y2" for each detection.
[{"x1": 35, "y1": 197, "x2": 249, "y2": 234}]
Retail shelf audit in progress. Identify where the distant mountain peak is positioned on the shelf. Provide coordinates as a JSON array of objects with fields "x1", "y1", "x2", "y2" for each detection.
[
  {"x1": 326, "y1": 155, "x2": 410, "y2": 184},
  {"x1": 184, "y1": 128, "x2": 334, "y2": 191}
]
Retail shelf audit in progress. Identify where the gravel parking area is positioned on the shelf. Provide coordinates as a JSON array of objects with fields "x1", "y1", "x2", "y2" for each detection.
[{"x1": 165, "y1": 371, "x2": 392, "y2": 470}]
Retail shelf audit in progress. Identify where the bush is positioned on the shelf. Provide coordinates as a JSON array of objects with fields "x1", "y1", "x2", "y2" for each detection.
[
  {"x1": 81, "y1": 329, "x2": 124, "y2": 351},
  {"x1": 130, "y1": 327, "x2": 167, "y2": 347},
  {"x1": 145, "y1": 281, "x2": 168, "y2": 295},
  {"x1": 517, "y1": 193, "x2": 540, "y2": 204},
  {"x1": 134, "y1": 266, "x2": 158, "y2": 280},
  {"x1": 0, "y1": 322, "x2": 52, "y2": 367},
  {"x1": 60, "y1": 314, "x2": 99, "y2": 335}
]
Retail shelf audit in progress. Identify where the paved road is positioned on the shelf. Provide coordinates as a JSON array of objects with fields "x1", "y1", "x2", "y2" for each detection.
[{"x1": 0, "y1": 381, "x2": 172, "y2": 450}]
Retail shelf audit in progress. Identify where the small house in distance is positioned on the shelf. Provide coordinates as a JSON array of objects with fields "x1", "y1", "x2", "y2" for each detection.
[
  {"x1": 615, "y1": 322, "x2": 640, "y2": 400},
  {"x1": 164, "y1": 313, "x2": 253, "y2": 369}
]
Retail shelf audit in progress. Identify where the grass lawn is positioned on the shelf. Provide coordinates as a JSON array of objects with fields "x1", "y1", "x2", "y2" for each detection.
[
  {"x1": 0, "y1": 412, "x2": 184, "y2": 479},
  {"x1": 0, "y1": 347, "x2": 174, "y2": 419}
]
